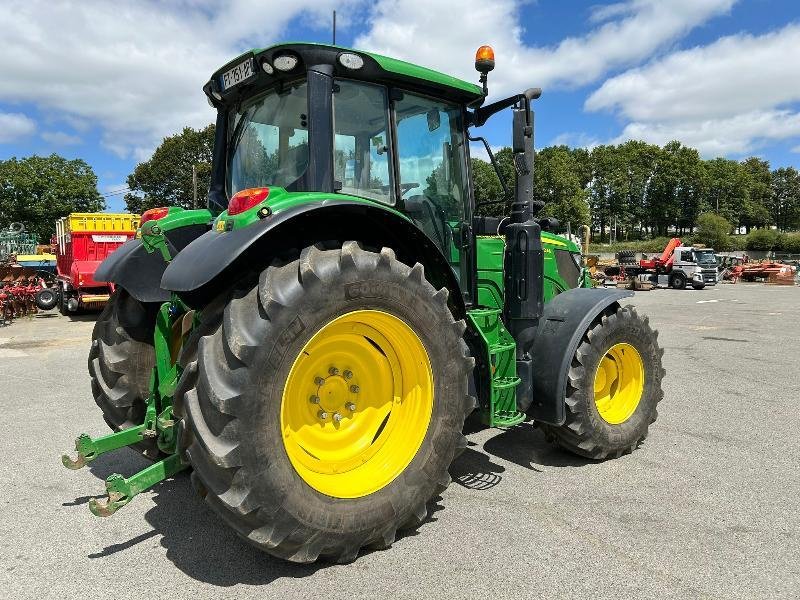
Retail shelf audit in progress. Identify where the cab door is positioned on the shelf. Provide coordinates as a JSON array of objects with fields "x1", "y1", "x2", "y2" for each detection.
[{"x1": 393, "y1": 91, "x2": 473, "y2": 303}]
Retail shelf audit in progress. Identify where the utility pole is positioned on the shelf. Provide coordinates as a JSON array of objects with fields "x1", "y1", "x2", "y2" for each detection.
[
  {"x1": 332, "y1": 10, "x2": 337, "y2": 45},
  {"x1": 192, "y1": 164, "x2": 198, "y2": 208}
]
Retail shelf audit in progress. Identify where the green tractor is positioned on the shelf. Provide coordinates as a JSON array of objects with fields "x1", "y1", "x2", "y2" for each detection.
[{"x1": 64, "y1": 42, "x2": 664, "y2": 563}]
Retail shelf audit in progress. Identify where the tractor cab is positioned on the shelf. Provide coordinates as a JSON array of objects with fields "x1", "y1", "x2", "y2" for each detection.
[{"x1": 204, "y1": 43, "x2": 483, "y2": 293}]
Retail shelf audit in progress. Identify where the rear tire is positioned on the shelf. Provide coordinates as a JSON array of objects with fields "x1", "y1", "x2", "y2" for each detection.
[
  {"x1": 175, "y1": 242, "x2": 474, "y2": 563},
  {"x1": 88, "y1": 288, "x2": 160, "y2": 458},
  {"x1": 541, "y1": 305, "x2": 664, "y2": 460}
]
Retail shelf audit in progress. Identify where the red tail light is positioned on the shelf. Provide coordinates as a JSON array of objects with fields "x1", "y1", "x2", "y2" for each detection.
[
  {"x1": 228, "y1": 187, "x2": 270, "y2": 215},
  {"x1": 140, "y1": 207, "x2": 169, "y2": 224}
]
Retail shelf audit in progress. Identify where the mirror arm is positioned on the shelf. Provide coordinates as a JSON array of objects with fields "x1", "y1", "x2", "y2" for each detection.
[{"x1": 468, "y1": 134, "x2": 511, "y2": 202}]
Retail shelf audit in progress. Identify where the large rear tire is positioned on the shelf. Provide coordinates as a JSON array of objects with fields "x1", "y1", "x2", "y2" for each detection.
[
  {"x1": 88, "y1": 288, "x2": 160, "y2": 458},
  {"x1": 541, "y1": 305, "x2": 664, "y2": 459},
  {"x1": 175, "y1": 242, "x2": 474, "y2": 563}
]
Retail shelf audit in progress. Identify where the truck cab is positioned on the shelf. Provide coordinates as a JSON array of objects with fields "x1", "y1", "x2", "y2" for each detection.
[{"x1": 672, "y1": 246, "x2": 717, "y2": 289}]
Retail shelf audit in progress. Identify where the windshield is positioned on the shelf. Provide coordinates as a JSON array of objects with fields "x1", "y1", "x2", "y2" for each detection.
[
  {"x1": 694, "y1": 250, "x2": 716, "y2": 265},
  {"x1": 227, "y1": 81, "x2": 308, "y2": 196}
]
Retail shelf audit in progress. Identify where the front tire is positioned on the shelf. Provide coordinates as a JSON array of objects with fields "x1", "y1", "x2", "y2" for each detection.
[
  {"x1": 175, "y1": 242, "x2": 474, "y2": 563},
  {"x1": 541, "y1": 305, "x2": 664, "y2": 459},
  {"x1": 670, "y1": 272, "x2": 687, "y2": 289}
]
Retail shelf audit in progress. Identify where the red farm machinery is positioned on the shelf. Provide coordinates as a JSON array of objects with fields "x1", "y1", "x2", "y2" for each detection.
[{"x1": 53, "y1": 213, "x2": 140, "y2": 314}]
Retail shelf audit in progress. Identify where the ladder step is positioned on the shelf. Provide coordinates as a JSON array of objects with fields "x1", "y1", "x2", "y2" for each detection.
[
  {"x1": 489, "y1": 342, "x2": 516, "y2": 354},
  {"x1": 492, "y1": 410, "x2": 526, "y2": 427},
  {"x1": 492, "y1": 376, "x2": 521, "y2": 390}
]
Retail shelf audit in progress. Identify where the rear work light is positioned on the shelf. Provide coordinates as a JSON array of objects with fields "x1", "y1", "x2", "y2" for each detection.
[
  {"x1": 228, "y1": 187, "x2": 270, "y2": 215},
  {"x1": 140, "y1": 207, "x2": 169, "y2": 224}
]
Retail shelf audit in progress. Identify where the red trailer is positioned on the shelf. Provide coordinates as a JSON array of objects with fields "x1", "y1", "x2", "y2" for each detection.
[{"x1": 54, "y1": 213, "x2": 140, "y2": 313}]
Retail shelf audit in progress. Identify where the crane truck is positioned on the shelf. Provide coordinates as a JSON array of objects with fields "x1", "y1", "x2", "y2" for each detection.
[{"x1": 623, "y1": 238, "x2": 717, "y2": 290}]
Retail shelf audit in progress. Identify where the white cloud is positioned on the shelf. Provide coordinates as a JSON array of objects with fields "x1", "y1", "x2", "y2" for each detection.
[
  {"x1": 41, "y1": 131, "x2": 81, "y2": 146},
  {"x1": 356, "y1": 0, "x2": 735, "y2": 99},
  {"x1": 0, "y1": 112, "x2": 36, "y2": 143},
  {"x1": 612, "y1": 109, "x2": 800, "y2": 156},
  {"x1": 792, "y1": 145, "x2": 800, "y2": 154},
  {"x1": 0, "y1": 0, "x2": 355, "y2": 160},
  {"x1": 586, "y1": 24, "x2": 800, "y2": 156},
  {"x1": 550, "y1": 132, "x2": 601, "y2": 149}
]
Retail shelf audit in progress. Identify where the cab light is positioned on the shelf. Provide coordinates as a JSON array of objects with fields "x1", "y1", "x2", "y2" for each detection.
[
  {"x1": 475, "y1": 45, "x2": 495, "y2": 72},
  {"x1": 228, "y1": 187, "x2": 270, "y2": 215},
  {"x1": 140, "y1": 207, "x2": 169, "y2": 224},
  {"x1": 273, "y1": 55, "x2": 298, "y2": 71},
  {"x1": 338, "y1": 53, "x2": 364, "y2": 70}
]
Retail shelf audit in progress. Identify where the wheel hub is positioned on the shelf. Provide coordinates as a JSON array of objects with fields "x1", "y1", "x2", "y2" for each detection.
[
  {"x1": 593, "y1": 342, "x2": 645, "y2": 425},
  {"x1": 281, "y1": 310, "x2": 434, "y2": 498}
]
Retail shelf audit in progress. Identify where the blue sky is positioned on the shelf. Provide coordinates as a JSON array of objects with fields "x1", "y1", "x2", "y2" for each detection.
[{"x1": 0, "y1": 0, "x2": 798, "y2": 212}]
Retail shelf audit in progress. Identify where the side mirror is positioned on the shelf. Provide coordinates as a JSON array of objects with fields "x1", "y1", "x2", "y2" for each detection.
[{"x1": 426, "y1": 110, "x2": 441, "y2": 132}]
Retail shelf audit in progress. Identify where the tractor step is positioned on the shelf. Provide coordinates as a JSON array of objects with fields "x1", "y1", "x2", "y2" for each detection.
[{"x1": 467, "y1": 308, "x2": 526, "y2": 428}]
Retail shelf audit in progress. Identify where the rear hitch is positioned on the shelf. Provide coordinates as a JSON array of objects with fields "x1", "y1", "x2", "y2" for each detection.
[{"x1": 89, "y1": 453, "x2": 185, "y2": 517}]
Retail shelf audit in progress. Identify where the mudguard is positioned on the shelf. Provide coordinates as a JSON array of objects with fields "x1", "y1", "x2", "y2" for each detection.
[
  {"x1": 161, "y1": 200, "x2": 465, "y2": 315},
  {"x1": 525, "y1": 287, "x2": 634, "y2": 425},
  {"x1": 95, "y1": 224, "x2": 208, "y2": 303}
]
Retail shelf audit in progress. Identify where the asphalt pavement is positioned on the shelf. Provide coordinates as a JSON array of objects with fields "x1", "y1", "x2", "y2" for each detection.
[{"x1": 1, "y1": 283, "x2": 798, "y2": 599}]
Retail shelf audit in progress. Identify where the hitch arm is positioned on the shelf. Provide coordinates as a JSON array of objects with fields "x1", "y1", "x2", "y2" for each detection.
[
  {"x1": 89, "y1": 453, "x2": 186, "y2": 517},
  {"x1": 61, "y1": 425, "x2": 149, "y2": 469}
]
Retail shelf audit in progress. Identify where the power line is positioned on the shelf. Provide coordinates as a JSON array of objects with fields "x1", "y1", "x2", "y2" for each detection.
[{"x1": 101, "y1": 187, "x2": 131, "y2": 197}]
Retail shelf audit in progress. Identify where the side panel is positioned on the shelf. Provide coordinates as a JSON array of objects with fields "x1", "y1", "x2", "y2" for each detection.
[{"x1": 523, "y1": 288, "x2": 634, "y2": 424}]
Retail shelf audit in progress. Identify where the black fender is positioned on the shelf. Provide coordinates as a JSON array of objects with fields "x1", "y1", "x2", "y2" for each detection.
[
  {"x1": 95, "y1": 224, "x2": 209, "y2": 303},
  {"x1": 524, "y1": 287, "x2": 634, "y2": 425},
  {"x1": 161, "y1": 200, "x2": 466, "y2": 316}
]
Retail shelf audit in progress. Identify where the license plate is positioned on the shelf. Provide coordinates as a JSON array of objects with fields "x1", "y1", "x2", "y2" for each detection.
[{"x1": 220, "y1": 58, "x2": 254, "y2": 91}]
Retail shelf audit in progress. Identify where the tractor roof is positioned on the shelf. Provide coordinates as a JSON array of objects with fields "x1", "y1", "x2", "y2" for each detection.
[{"x1": 208, "y1": 42, "x2": 485, "y2": 106}]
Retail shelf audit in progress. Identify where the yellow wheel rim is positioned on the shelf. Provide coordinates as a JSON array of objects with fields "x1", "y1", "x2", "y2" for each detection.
[
  {"x1": 280, "y1": 310, "x2": 434, "y2": 498},
  {"x1": 593, "y1": 343, "x2": 645, "y2": 424}
]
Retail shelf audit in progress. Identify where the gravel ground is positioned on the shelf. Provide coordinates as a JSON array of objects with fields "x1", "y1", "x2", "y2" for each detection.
[{"x1": 1, "y1": 283, "x2": 798, "y2": 599}]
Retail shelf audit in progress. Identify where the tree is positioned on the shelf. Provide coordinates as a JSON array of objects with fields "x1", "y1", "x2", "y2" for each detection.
[
  {"x1": 741, "y1": 157, "x2": 772, "y2": 232},
  {"x1": 471, "y1": 158, "x2": 504, "y2": 217},
  {"x1": 534, "y1": 146, "x2": 589, "y2": 226},
  {"x1": 695, "y1": 212, "x2": 731, "y2": 251},
  {"x1": 770, "y1": 167, "x2": 800, "y2": 231},
  {"x1": 704, "y1": 158, "x2": 750, "y2": 229},
  {"x1": 125, "y1": 125, "x2": 215, "y2": 212},
  {"x1": 0, "y1": 154, "x2": 103, "y2": 242}
]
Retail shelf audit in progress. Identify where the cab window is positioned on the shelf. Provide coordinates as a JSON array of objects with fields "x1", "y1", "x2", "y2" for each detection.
[{"x1": 332, "y1": 80, "x2": 393, "y2": 204}]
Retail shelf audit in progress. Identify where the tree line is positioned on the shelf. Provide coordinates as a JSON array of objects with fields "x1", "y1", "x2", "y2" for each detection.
[
  {"x1": 0, "y1": 154, "x2": 104, "y2": 242},
  {"x1": 472, "y1": 140, "x2": 800, "y2": 241}
]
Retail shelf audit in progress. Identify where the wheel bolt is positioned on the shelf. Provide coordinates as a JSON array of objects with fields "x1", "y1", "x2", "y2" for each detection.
[
  {"x1": 346, "y1": 402, "x2": 356, "y2": 412},
  {"x1": 343, "y1": 370, "x2": 353, "y2": 380},
  {"x1": 333, "y1": 412, "x2": 343, "y2": 422},
  {"x1": 314, "y1": 376, "x2": 325, "y2": 386},
  {"x1": 329, "y1": 367, "x2": 340, "y2": 376},
  {"x1": 317, "y1": 410, "x2": 329, "y2": 420},
  {"x1": 350, "y1": 385, "x2": 360, "y2": 393},
  {"x1": 309, "y1": 395, "x2": 320, "y2": 404}
]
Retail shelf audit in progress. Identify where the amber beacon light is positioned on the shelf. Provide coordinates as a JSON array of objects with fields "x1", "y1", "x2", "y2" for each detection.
[{"x1": 474, "y1": 45, "x2": 495, "y2": 73}]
